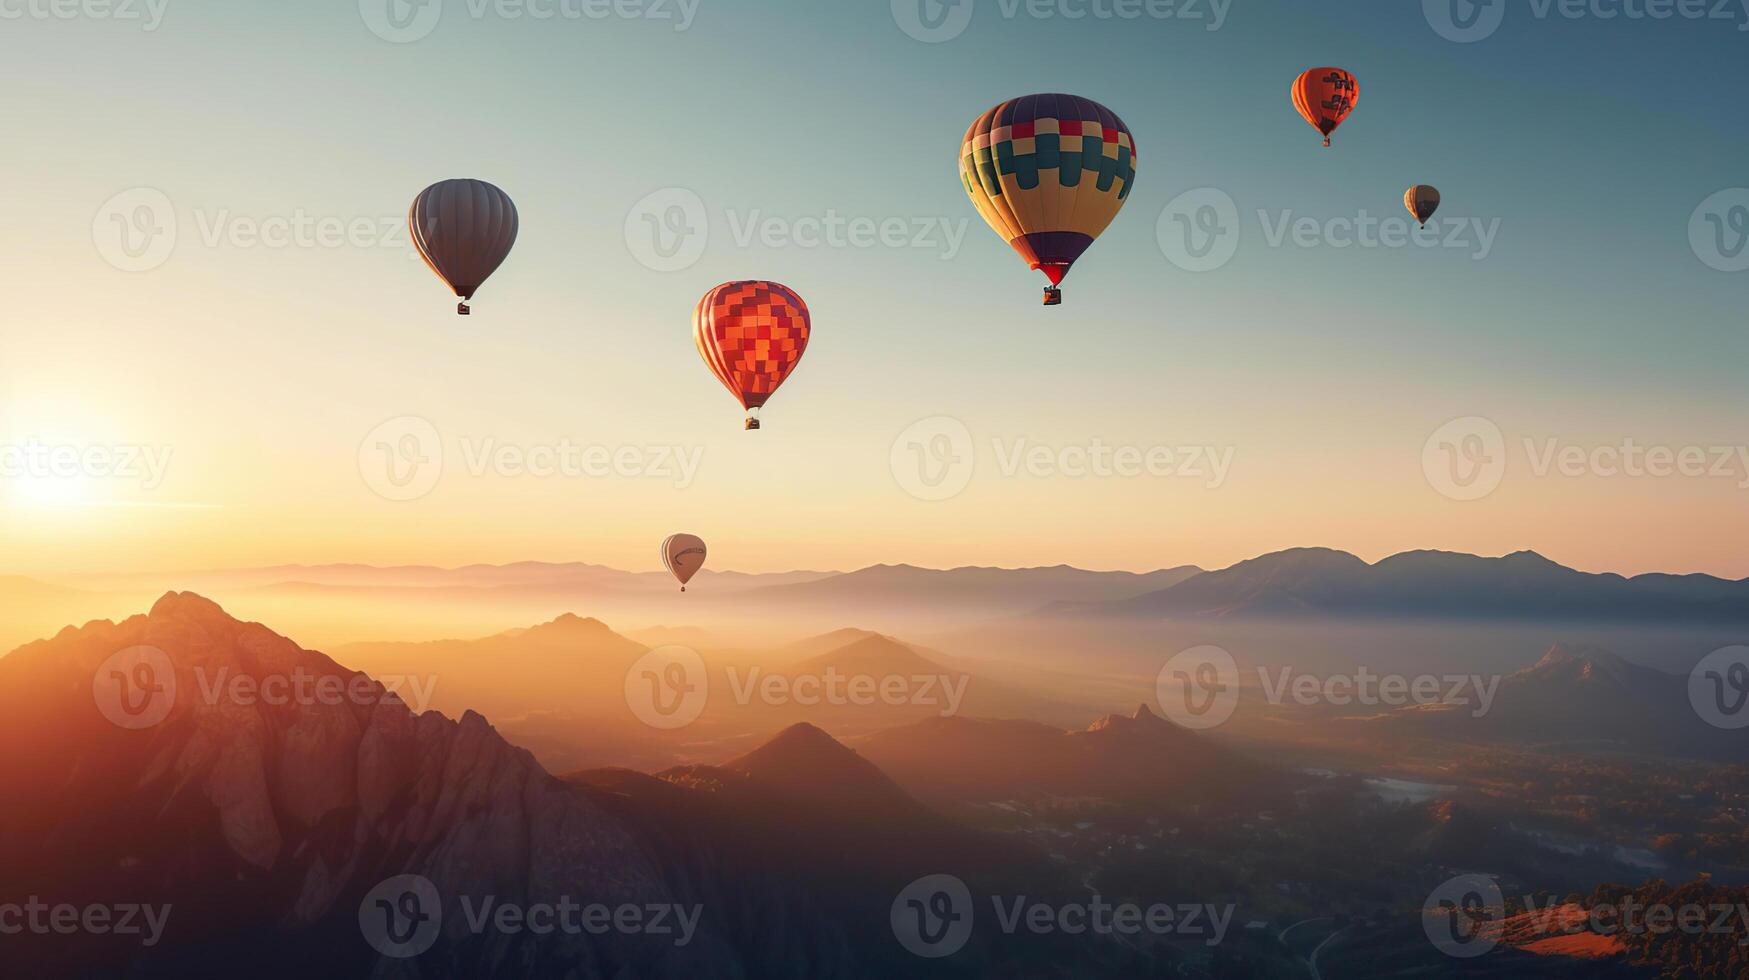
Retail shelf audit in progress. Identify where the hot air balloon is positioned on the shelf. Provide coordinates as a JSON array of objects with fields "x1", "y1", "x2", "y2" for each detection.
[
  {"x1": 1291, "y1": 68, "x2": 1359, "y2": 147},
  {"x1": 661, "y1": 533, "x2": 707, "y2": 592},
  {"x1": 409, "y1": 179, "x2": 518, "y2": 315},
  {"x1": 959, "y1": 94, "x2": 1137, "y2": 306},
  {"x1": 693, "y1": 281, "x2": 810, "y2": 431},
  {"x1": 1405, "y1": 185, "x2": 1441, "y2": 227}
]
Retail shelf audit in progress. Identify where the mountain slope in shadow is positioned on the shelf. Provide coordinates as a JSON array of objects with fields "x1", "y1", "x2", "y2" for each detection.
[
  {"x1": 855, "y1": 703, "x2": 1269, "y2": 807},
  {"x1": 0, "y1": 593, "x2": 719, "y2": 979}
]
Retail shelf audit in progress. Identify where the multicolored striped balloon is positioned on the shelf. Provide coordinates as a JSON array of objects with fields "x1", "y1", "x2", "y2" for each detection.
[
  {"x1": 1291, "y1": 68, "x2": 1359, "y2": 147},
  {"x1": 959, "y1": 94, "x2": 1138, "y2": 305},
  {"x1": 693, "y1": 281, "x2": 811, "y2": 430}
]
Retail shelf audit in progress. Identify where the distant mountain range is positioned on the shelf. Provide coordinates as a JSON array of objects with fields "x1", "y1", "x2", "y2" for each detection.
[
  {"x1": 1357, "y1": 642, "x2": 1749, "y2": 760},
  {"x1": 738, "y1": 563, "x2": 1204, "y2": 612},
  {"x1": 8, "y1": 548, "x2": 1745, "y2": 660},
  {"x1": 0, "y1": 593, "x2": 1142, "y2": 978},
  {"x1": 856, "y1": 703, "x2": 1267, "y2": 807},
  {"x1": 1045, "y1": 548, "x2": 1749, "y2": 624}
]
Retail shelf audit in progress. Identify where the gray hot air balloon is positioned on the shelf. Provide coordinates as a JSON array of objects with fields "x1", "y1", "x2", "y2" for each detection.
[
  {"x1": 661, "y1": 533, "x2": 707, "y2": 592},
  {"x1": 409, "y1": 179, "x2": 519, "y2": 315}
]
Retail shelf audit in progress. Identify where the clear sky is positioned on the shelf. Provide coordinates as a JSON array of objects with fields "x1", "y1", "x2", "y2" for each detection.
[{"x1": 2, "y1": 0, "x2": 1746, "y2": 579}]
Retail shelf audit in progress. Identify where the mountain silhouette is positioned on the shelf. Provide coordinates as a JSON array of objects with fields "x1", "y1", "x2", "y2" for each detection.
[
  {"x1": 1358, "y1": 642, "x2": 1747, "y2": 760},
  {"x1": 857, "y1": 703, "x2": 1261, "y2": 806},
  {"x1": 568, "y1": 723, "x2": 1104, "y2": 978},
  {"x1": 0, "y1": 592, "x2": 720, "y2": 978},
  {"x1": 1050, "y1": 548, "x2": 1749, "y2": 623},
  {"x1": 0, "y1": 595, "x2": 1130, "y2": 978}
]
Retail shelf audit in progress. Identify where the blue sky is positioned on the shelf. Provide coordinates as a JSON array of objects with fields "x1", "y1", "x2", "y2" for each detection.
[{"x1": 1, "y1": 0, "x2": 1745, "y2": 577}]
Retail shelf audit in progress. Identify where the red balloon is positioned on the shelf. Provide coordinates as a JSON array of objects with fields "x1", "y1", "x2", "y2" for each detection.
[
  {"x1": 1291, "y1": 68, "x2": 1359, "y2": 147},
  {"x1": 693, "y1": 281, "x2": 811, "y2": 431}
]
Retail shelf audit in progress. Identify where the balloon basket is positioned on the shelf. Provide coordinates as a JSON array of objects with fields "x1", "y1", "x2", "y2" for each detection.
[
  {"x1": 1042, "y1": 287, "x2": 1062, "y2": 306},
  {"x1": 744, "y1": 418, "x2": 761, "y2": 431},
  {"x1": 457, "y1": 302, "x2": 471, "y2": 316},
  {"x1": 1322, "y1": 137, "x2": 1331, "y2": 148}
]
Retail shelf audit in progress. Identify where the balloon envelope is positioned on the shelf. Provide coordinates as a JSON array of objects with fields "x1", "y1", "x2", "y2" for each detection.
[
  {"x1": 959, "y1": 93, "x2": 1137, "y2": 301},
  {"x1": 661, "y1": 533, "x2": 707, "y2": 590},
  {"x1": 693, "y1": 281, "x2": 811, "y2": 430},
  {"x1": 1291, "y1": 68, "x2": 1359, "y2": 146},
  {"x1": 410, "y1": 179, "x2": 518, "y2": 313},
  {"x1": 1405, "y1": 184, "x2": 1441, "y2": 226}
]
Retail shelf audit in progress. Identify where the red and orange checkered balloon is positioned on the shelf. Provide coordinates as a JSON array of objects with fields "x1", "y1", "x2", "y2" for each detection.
[{"x1": 693, "y1": 281, "x2": 811, "y2": 427}]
